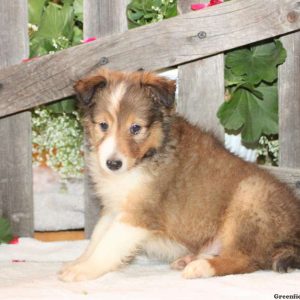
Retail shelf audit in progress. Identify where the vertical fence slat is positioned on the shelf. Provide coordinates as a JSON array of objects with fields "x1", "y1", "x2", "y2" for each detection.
[
  {"x1": 177, "y1": 1, "x2": 224, "y2": 141},
  {"x1": 279, "y1": 32, "x2": 300, "y2": 169},
  {"x1": 0, "y1": 0, "x2": 33, "y2": 236},
  {"x1": 83, "y1": 0, "x2": 130, "y2": 237}
]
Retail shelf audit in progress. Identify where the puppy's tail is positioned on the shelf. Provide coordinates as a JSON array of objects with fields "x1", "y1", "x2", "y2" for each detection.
[{"x1": 272, "y1": 240, "x2": 300, "y2": 273}]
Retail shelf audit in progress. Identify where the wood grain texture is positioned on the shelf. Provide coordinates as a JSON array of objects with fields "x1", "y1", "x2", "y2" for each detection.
[
  {"x1": 177, "y1": 0, "x2": 194, "y2": 14},
  {"x1": 34, "y1": 230, "x2": 85, "y2": 242},
  {"x1": 84, "y1": 0, "x2": 130, "y2": 38},
  {"x1": 279, "y1": 32, "x2": 300, "y2": 168},
  {"x1": 0, "y1": 0, "x2": 33, "y2": 236},
  {"x1": 177, "y1": 58, "x2": 224, "y2": 140},
  {"x1": 0, "y1": 0, "x2": 299, "y2": 118},
  {"x1": 177, "y1": 0, "x2": 224, "y2": 140},
  {"x1": 83, "y1": 0, "x2": 130, "y2": 238}
]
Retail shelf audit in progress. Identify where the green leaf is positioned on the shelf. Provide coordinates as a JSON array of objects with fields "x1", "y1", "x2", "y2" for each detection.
[
  {"x1": 62, "y1": 0, "x2": 74, "y2": 5},
  {"x1": 225, "y1": 67, "x2": 245, "y2": 86},
  {"x1": 144, "y1": 13, "x2": 155, "y2": 19},
  {"x1": 72, "y1": 26, "x2": 83, "y2": 46},
  {"x1": 164, "y1": 3, "x2": 177, "y2": 18},
  {"x1": 152, "y1": 0, "x2": 163, "y2": 7},
  {"x1": 217, "y1": 92, "x2": 245, "y2": 132},
  {"x1": 28, "y1": 0, "x2": 47, "y2": 25},
  {"x1": 47, "y1": 98, "x2": 76, "y2": 114},
  {"x1": 237, "y1": 83, "x2": 263, "y2": 100},
  {"x1": 0, "y1": 217, "x2": 13, "y2": 244},
  {"x1": 127, "y1": 0, "x2": 177, "y2": 29},
  {"x1": 73, "y1": 0, "x2": 83, "y2": 22},
  {"x1": 30, "y1": 37, "x2": 56, "y2": 57},
  {"x1": 34, "y1": 3, "x2": 74, "y2": 41},
  {"x1": 127, "y1": 0, "x2": 144, "y2": 11},
  {"x1": 226, "y1": 41, "x2": 286, "y2": 85},
  {"x1": 217, "y1": 84, "x2": 278, "y2": 143},
  {"x1": 128, "y1": 10, "x2": 144, "y2": 21},
  {"x1": 144, "y1": 0, "x2": 155, "y2": 11}
]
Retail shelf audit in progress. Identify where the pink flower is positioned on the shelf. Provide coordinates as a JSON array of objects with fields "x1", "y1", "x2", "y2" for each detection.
[
  {"x1": 9, "y1": 236, "x2": 19, "y2": 244},
  {"x1": 82, "y1": 37, "x2": 97, "y2": 44},
  {"x1": 191, "y1": 3, "x2": 208, "y2": 10},
  {"x1": 191, "y1": 0, "x2": 223, "y2": 10},
  {"x1": 22, "y1": 57, "x2": 39, "y2": 63}
]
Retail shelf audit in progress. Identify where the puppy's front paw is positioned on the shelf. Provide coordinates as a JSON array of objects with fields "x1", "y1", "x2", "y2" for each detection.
[
  {"x1": 182, "y1": 258, "x2": 215, "y2": 279},
  {"x1": 58, "y1": 260, "x2": 78, "y2": 275},
  {"x1": 58, "y1": 261, "x2": 102, "y2": 282}
]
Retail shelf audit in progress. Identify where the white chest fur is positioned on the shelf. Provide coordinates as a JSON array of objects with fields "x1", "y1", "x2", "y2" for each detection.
[{"x1": 95, "y1": 166, "x2": 149, "y2": 213}]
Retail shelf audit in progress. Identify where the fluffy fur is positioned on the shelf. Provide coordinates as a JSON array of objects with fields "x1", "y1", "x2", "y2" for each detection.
[{"x1": 59, "y1": 69, "x2": 300, "y2": 282}]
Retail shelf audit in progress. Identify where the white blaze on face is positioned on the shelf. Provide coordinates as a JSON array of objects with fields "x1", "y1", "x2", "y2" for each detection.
[
  {"x1": 98, "y1": 82, "x2": 129, "y2": 174},
  {"x1": 109, "y1": 82, "x2": 126, "y2": 112},
  {"x1": 99, "y1": 136, "x2": 116, "y2": 171}
]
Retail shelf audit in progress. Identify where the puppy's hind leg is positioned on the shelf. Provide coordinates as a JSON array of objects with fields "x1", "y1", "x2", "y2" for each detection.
[
  {"x1": 272, "y1": 242, "x2": 300, "y2": 273},
  {"x1": 182, "y1": 253, "x2": 257, "y2": 279}
]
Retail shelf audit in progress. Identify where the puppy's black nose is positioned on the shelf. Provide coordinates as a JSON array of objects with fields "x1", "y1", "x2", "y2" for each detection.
[{"x1": 106, "y1": 159, "x2": 122, "y2": 171}]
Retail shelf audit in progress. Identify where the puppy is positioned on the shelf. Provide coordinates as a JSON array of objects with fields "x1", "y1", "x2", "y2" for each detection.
[{"x1": 59, "y1": 68, "x2": 300, "y2": 282}]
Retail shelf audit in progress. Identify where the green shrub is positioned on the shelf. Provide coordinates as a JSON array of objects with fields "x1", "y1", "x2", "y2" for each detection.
[{"x1": 29, "y1": 0, "x2": 84, "y2": 177}]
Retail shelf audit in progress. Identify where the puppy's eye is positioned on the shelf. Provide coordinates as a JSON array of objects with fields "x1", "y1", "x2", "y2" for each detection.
[
  {"x1": 99, "y1": 122, "x2": 109, "y2": 132},
  {"x1": 130, "y1": 124, "x2": 141, "y2": 135}
]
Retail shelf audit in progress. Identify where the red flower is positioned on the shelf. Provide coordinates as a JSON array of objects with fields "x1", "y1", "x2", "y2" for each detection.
[
  {"x1": 9, "y1": 236, "x2": 19, "y2": 244},
  {"x1": 208, "y1": 0, "x2": 223, "y2": 6},
  {"x1": 191, "y1": 0, "x2": 223, "y2": 10}
]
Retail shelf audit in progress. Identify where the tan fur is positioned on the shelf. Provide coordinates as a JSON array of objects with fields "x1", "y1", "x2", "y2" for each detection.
[{"x1": 59, "y1": 69, "x2": 300, "y2": 281}]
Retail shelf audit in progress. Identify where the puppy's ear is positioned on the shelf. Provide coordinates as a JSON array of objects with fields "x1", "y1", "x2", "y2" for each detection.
[
  {"x1": 74, "y1": 75, "x2": 107, "y2": 106},
  {"x1": 142, "y1": 74, "x2": 176, "y2": 108}
]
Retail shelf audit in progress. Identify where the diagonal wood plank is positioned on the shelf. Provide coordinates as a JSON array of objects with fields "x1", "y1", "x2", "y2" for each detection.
[{"x1": 0, "y1": 0, "x2": 299, "y2": 118}]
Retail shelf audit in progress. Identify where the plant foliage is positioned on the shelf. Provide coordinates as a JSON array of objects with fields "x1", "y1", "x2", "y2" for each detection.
[
  {"x1": 32, "y1": 108, "x2": 84, "y2": 177},
  {"x1": 127, "y1": 0, "x2": 177, "y2": 28},
  {"x1": 29, "y1": 0, "x2": 82, "y2": 114},
  {"x1": 0, "y1": 217, "x2": 13, "y2": 244},
  {"x1": 218, "y1": 41, "x2": 286, "y2": 144},
  {"x1": 29, "y1": 0, "x2": 84, "y2": 177},
  {"x1": 29, "y1": 0, "x2": 83, "y2": 57}
]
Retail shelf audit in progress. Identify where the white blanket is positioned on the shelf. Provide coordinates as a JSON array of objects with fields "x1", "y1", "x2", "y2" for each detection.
[{"x1": 0, "y1": 238, "x2": 299, "y2": 300}]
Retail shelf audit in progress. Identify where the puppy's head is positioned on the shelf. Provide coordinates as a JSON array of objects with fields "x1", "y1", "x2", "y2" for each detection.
[{"x1": 75, "y1": 69, "x2": 176, "y2": 174}]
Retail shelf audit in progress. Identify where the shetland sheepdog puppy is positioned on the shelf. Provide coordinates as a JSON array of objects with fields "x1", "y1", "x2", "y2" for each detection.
[{"x1": 59, "y1": 68, "x2": 300, "y2": 282}]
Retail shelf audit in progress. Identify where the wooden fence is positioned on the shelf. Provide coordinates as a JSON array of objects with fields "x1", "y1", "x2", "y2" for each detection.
[{"x1": 0, "y1": 0, "x2": 299, "y2": 237}]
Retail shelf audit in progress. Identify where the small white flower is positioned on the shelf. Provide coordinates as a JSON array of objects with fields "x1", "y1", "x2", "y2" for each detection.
[{"x1": 28, "y1": 23, "x2": 38, "y2": 31}]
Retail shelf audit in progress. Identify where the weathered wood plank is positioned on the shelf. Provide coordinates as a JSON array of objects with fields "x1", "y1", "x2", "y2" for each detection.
[
  {"x1": 177, "y1": 58, "x2": 224, "y2": 140},
  {"x1": 0, "y1": 0, "x2": 299, "y2": 118},
  {"x1": 262, "y1": 166, "x2": 300, "y2": 197},
  {"x1": 0, "y1": 0, "x2": 33, "y2": 236},
  {"x1": 84, "y1": 0, "x2": 130, "y2": 38},
  {"x1": 279, "y1": 32, "x2": 300, "y2": 168},
  {"x1": 83, "y1": 0, "x2": 130, "y2": 238},
  {"x1": 177, "y1": 1, "x2": 224, "y2": 140}
]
